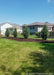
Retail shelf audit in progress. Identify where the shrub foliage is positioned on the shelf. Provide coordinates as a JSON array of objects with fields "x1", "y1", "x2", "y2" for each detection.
[
  {"x1": 41, "y1": 25, "x2": 49, "y2": 40},
  {"x1": 23, "y1": 26, "x2": 30, "y2": 39},
  {"x1": 13, "y1": 28, "x2": 17, "y2": 38},
  {"x1": 5, "y1": 28, "x2": 10, "y2": 37}
]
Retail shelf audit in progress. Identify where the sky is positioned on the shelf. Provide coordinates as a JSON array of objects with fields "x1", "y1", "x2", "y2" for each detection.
[{"x1": 0, "y1": 0, "x2": 54, "y2": 25}]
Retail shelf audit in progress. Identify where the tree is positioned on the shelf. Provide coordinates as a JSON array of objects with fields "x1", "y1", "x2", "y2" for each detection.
[
  {"x1": 23, "y1": 26, "x2": 30, "y2": 39},
  {"x1": 23, "y1": 24, "x2": 27, "y2": 26},
  {"x1": 13, "y1": 28, "x2": 17, "y2": 38},
  {"x1": 41, "y1": 25, "x2": 49, "y2": 40},
  {"x1": 5, "y1": 28, "x2": 10, "y2": 37}
]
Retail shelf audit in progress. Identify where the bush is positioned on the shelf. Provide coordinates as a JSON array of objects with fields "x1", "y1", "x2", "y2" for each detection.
[
  {"x1": 23, "y1": 26, "x2": 30, "y2": 39},
  {"x1": 41, "y1": 25, "x2": 49, "y2": 40},
  {"x1": 13, "y1": 28, "x2": 17, "y2": 38},
  {"x1": 35, "y1": 32, "x2": 41, "y2": 38},
  {"x1": 5, "y1": 28, "x2": 10, "y2": 37}
]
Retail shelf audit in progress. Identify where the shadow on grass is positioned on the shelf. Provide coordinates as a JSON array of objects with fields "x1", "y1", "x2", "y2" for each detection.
[
  {"x1": 29, "y1": 51, "x2": 54, "y2": 72},
  {"x1": 40, "y1": 43, "x2": 54, "y2": 54},
  {"x1": 0, "y1": 65, "x2": 6, "y2": 72},
  {"x1": 39, "y1": 43, "x2": 54, "y2": 72},
  {"x1": 0, "y1": 43, "x2": 54, "y2": 75},
  {"x1": 13, "y1": 53, "x2": 54, "y2": 75},
  {"x1": 13, "y1": 43, "x2": 54, "y2": 74}
]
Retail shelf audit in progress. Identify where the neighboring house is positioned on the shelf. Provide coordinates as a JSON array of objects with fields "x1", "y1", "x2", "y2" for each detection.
[
  {"x1": 0, "y1": 22, "x2": 22, "y2": 35},
  {"x1": 22, "y1": 22, "x2": 54, "y2": 35}
]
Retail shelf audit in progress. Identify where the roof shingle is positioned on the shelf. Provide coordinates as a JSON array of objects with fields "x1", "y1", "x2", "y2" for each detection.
[{"x1": 27, "y1": 22, "x2": 54, "y2": 26}]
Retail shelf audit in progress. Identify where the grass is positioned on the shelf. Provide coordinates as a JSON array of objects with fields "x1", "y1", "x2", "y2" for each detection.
[
  {"x1": 1, "y1": 34, "x2": 54, "y2": 40},
  {"x1": 0, "y1": 39, "x2": 54, "y2": 75},
  {"x1": 18, "y1": 34, "x2": 37, "y2": 39},
  {"x1": 17, "y1": 35, "x2": 54, "y2": 40},
  {"x1": 1, "y1": 34, "x2": 37, "y2": 39},
  {"x1": 47, "y1": 38, "x2": 54, "y2": 40},
  {"x1": 17, "y1": 34, "x2": 42, "y2": 39}
]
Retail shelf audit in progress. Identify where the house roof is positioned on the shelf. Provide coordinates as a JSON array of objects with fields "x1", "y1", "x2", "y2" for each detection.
[
  {"x1": 26, "y1": 22, "x2": 54, "y2": 26},
  {"x1": 0, "y1": 22, "x2": 19, "y2": 26},
  {"x1": 0, "y1": 22, "x2": 22, "y2": 29}
]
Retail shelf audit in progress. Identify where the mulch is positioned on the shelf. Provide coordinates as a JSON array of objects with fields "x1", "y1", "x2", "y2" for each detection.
[{"x1": 2, "y1": 37, "x2": 54, "y2": 43}]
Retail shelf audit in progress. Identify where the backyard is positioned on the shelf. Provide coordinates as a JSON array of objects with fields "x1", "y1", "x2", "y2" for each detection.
[
  {"x1": 0, "y1": 38, "x2": 54, "y2": 75},
  {"x1": 2, "y1": 34, "x2": 54, "y2": 40},
  {"x1": 18, "y1": 34, "x2": 54, "y2": 40}
]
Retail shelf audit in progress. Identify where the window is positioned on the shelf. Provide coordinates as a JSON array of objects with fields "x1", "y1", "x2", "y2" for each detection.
[
  {"x1": 30, "y1": 26, "x2": 35, "y2": 29},
  {"x1": 48, "y1": 27, "x2": 51, "y2": 30},
  {"x1": 9, "y1": 28, "x2": 14, "y2": 33}
]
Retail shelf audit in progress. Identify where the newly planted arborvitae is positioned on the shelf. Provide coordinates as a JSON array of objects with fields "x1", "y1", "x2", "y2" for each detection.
[
  {"x1": 5, "y1": 28, "x2": 10, "y2": 37},
  {"x1": 13, "y1": 28, "x2": 17, "y2": 38},
  {"x1": 23, "y1": 26, "x2": 30, "y2": 39},
  {"x1": 41, "y1": 25, "x2": 49, "y2": 40}
]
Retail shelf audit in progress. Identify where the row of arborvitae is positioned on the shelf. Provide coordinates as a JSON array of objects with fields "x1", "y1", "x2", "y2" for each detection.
[
  {"x1": 5, "y1": 25, "x2": 49, "y2": 40},
  {"x1": 5, "y1": 27, "x2": 29, "y2": 38},
  {"x1": 23, "y1": 25, "x2": 49, "y2": 40},
  {"x1": 5, "y1": 28, "x2": 17, "y2": 37}
]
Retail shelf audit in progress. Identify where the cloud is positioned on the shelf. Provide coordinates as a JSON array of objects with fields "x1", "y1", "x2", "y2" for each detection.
[
  {"x1": 49, "y1": 14, "x2": 53, "y2": 18},
  {"x1": 47, "y1": 0, "x2": 54, "y2": 3},
  {"x1": 48, "y1": 0, "x2": 51, "y2": 3}
]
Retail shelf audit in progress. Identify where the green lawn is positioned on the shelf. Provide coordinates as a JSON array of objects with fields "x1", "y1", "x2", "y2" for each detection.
[
  {"x1": 17, "y1": 35, "x2": 54, "y2": 40},
  {"x1": 1, "y1": 34, "x2": 37, "y2": 39},
  {"x1": 18, "y1": 34, "x2": 37, "y2": 39},
  {"x1": 0, "y1": 39, "x2": 54, "y2": 75},
  {"x1": 1, "y1": 34, "x2": 54, "y2": 40}
]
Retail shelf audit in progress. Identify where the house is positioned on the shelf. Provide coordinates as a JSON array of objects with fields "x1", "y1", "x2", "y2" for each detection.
[
  {"x1": 0, "y1": 22, "x2": 22, "y2": 35},
  {"x1": 22, "y1": 22, "x2": 54, "y2": 35}
]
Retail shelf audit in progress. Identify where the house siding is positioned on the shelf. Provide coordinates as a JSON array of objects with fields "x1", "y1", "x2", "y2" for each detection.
[
  {"x1": 23, "y1": 25, "x2": 38, "y2": 34},
  {"x1": 38, "y1": 26, "x2": 43, "y2": 32},
  {"x1": 0, "y1": 22, "x2": 22, "y2": 35},
  {"x1": 29, "y1": 25, "x2": 38, "y2": 34},
  {"x1": 1, "y1": 23, "x2": 12, "y2": 35},
  {"x1": 22, "y1": 25, "x2": 53, "y2": 35}
]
